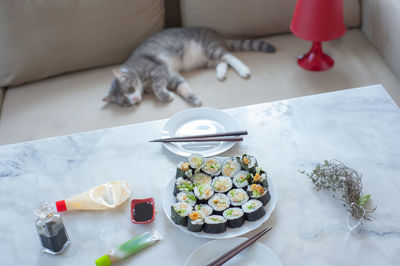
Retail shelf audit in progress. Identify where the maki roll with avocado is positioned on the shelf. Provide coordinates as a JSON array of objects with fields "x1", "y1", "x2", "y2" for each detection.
[
  {"x1": 204, "y1": 215, "x2": 227, "y2": 234},
  {"x1": 191, "y1": 172, "x2": 212, "y2": 186},
  {"x1": 221, "y1": 157, "x2": 241, "y2": 177},
  {"x1": 194, "y1": 204, "x2": 213, "y2": 218},
  {"x1": 212, "y1": 176, "x2": 233, "y2": 193},
  {"x1": 176, "y1": 161, "x2": 193, "y2": 179},
  {"x1": 227, "y1": 188, "x2": 249, "y2": 206},
  {"x1": 238, "y1": 154, "x2": 258, "y2": 173},
  {"x1": 171, "y1": 202, "x2": 192, "y2": 226},
  {"x1": 233, "y1": 170, "x2": 251, "y2": 189},
  {"x1": 188, "y1": 154, "x2": 204, "y2": 170},
  {"x1": 242, "y1": 199, "x2": 266, "y2": 221},
  {"x1": 176, "y1": 191, "x2": 197, "y2": 206},
  {"x1": 194, "y1": 184, "x2": 214, "y2": 203},
  {"x1": 250, "y1": 167, "x2": 268, "y2": 188},
  {"x1": 208, "y1": 193, "x2": 230, "y2": 215},
  {"x1": 223, "y1": 208, "x2": 245, "y2": 228},
  {"x1": 247, "y1": 184, "x2": 271, "y2": 206},
  {"x1": 187, "y1": 211, "x2": 204, "y2": 232},
  {"x1": 202, "y1": 157, "x2": 222, "y2": 176},
  {"x1": 174, "y1": 177, "x2": 194, "y2": 196}
]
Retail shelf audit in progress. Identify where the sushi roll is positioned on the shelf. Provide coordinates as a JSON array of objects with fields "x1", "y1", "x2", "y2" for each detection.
[
  {"x1": 191, "y1": 172, "x2": 212, "y2": 186},
  {"x1": 208, "y1": 193, "x2": 230, "y2": 215},
  {"x1": 194, "y1": 184, "x2": 214, "y2": 203},
  {"x1": 233, "y1": 170, "x2": 251, "y2": 189},
  {"x1": 193, "y1": 204, "x2": 213, "y2": 218},
  {"x1": 204, "y1": 215, "x2": 227, "y2": 234},
  {"x1": 171, "y1": 202, "x2": 192, "y2": 226},
  {"x1": 223, "y1": 208, "x2": 245, "y2": 228},
  {"x1": 187, "y1": 211, "x2": 204, "y2": 232},
  {"x1": 176, "y1": 161, "x2": 193, "y2": 179},
  {"x1": 247, "y1": 184, "x2": 271, "y2": 206},
  {"x1": 221, "y1": 157, "x2": 241, "y2": 177},
  {"x1": 188, "y1": 154, "x2": 204, "y2": 170},
  {"x1": 242, "y1": 199, "x2": 266, "y2": 221},
  {"x1": 212, "y1": 176, "x2": 233, "y2": 193},
  {"x1": 250, "y1": 167, "x2": 268, "y2": 188},
  {"x1": 238, "y1": 154, "x2": 258, "y2": 173},
  {"x1": 227, "y1": 188, "x2": 249, "y2": 206},
  {"x1": 176, "y1": 191, "x2": 197, "y2": 206},
  {"x1": 202, "y1": 157, "x2": 222, "y2": 176},
  {"x1": 174, "y1": 177, "x2": 194, "y2": 196}
]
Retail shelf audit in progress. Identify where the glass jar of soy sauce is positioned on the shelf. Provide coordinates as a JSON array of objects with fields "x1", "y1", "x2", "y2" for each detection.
[{"x1": 34, "y1": 201, "x2": 70, "y2": 255}]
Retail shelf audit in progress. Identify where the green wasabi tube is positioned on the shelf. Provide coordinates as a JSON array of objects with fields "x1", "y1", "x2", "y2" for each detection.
[{"x1": 95, "y1": 230, "x2": 163, "y2": 266}]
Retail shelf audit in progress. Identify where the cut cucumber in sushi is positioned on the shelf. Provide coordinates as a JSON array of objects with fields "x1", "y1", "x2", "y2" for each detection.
[
  {"x1": 202, "y1": 157, "x2": 222, "y2": 176},
  {"x1": 227, "y1": 188, "x2": 249, "y2": 206},
  {"x1": 223, "y1": 208, "x2": 245, "y2": 228},
  {"x1": 176, "y1": 191, "x2": 197, "y2": 206},
  {"x1": 233, "y1": 170, "x2": 251, "y2": 189},
  {"x1": 242, "y1": 199, "x2": 266, "y2": 221},
  {"x1": 221, "y1": 157, "x2": 241, "y2": 177},
  {"x1": 247, "y1": 184, "x2": 271, "y2": 206},
  {"x1": 187, "y1": 211, "x2": 204, "y2": 232},
  {"x1": 204, "y1": 215, "x2": 227, "y2": 234},
  {"x1": 238, "y1": 154, "x2": 258, "y2": 173},
  {"x1": 212, "y1": 176, "x2": 233, "y2": 193},
  {"x1": 171, "y1": 202, "x2": 192, "y2": 226},
  {"x1": 194, "y1": 184, "x2": 214, "y2": 203},
  {"x1": 174, "y1": 177, "x2": 194, "y2": 196}
]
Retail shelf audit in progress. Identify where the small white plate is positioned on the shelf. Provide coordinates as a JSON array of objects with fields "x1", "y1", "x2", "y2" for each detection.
[
  {"x1": 161, "y1": 107, "x2": 240, "y2": 157},
  {"x1": 163, "y1": 158, "x2": 277, "y2": 239},
  {"x1": 184, "y1": 237, "x2": 283, "y2": 266}
]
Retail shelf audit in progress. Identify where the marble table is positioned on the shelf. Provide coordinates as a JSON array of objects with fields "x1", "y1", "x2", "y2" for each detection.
[{"x1": 1, "y1": 84, "x2": 400, "y2": 265}]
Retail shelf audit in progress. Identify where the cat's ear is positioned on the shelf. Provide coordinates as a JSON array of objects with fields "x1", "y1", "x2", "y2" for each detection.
[
  {"x1": 102, "y1": 94, "x2": 112, "y2": 102},
  {"x1": 113, "y1": 68, "x2": 127, "y2": 82}
]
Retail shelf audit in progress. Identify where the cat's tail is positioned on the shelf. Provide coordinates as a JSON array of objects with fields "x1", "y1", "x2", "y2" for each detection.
[{"x1": 225, "y1": 39, "x2": 276, "y2": 53}]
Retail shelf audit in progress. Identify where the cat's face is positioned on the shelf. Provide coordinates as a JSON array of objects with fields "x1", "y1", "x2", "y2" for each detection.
[{"x1": 103, "y1": 68, "x2": 142, "y2": 107}]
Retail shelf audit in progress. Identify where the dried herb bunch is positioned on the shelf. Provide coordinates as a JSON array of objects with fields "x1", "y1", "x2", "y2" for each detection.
[{"x1": 300, "y1": 160, "x2": 376, "y2": 221}]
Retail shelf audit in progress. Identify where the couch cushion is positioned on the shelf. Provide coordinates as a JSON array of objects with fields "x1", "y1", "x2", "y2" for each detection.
[
  {"x1": 0, "y1": 0, "x2": 164, "y2": 88},
  {"x1": 181, "y1": 0, "x2": 360, "y2": 38},
  {"x1": 1, "y1": 29, "x2": 400, "y2": 145},
  {"x1": 362, "y1": 0, "x2": 400, "y2": 79}
]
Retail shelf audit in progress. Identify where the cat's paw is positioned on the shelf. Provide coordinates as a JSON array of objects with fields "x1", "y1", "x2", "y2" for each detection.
[
  {"x1": 216, "y1": 62, "x2": 228, "y2": 81},
  {"x1": 239, "y1": 67, "x2": 251, "y2": 79},
  {"x1": 158, "y1": 92, "x2": 175, "y2": 102},
  {"x1": 188, "y1": 94, "x2": 202, "y2": 106}
]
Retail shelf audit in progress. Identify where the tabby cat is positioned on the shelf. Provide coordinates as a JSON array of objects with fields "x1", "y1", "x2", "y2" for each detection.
[{"x1": 103, "y1": 27, "x2": 275, "y2": 107}]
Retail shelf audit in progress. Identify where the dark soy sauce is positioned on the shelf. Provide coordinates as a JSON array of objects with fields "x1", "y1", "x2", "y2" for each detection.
[
  {"x1": 133, "y1": 202, "x2": 154, "y2": 222},
  {"x1": 39, "y1": 223, "x2": 69, "y2": 253}
]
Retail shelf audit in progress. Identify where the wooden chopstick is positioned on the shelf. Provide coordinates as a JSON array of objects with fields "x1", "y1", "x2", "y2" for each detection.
[
  {"x1": 150, "y1": 130, "x2": 247, "y2": 142},
  {"x1": 150, "y1": 136, "x2": 243, "y2": 143},
  {"x1": 206, "y1": 227, "x2": 273, "y2": 266}
]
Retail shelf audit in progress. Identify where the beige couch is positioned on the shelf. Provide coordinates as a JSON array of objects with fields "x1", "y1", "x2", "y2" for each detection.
[{"x1": 1, "y1": 0, "x2": 400, "y2": 145}]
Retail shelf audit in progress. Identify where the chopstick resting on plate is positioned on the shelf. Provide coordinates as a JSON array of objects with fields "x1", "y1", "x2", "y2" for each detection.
[
  {"x1": 206, "y1": 227, "x2": 273, "y2": 266},
  {"x1": 150, "y1": 130, "x2": 247, "y2": 143}
]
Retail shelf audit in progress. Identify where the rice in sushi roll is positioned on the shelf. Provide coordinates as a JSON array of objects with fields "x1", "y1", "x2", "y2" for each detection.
[
  {"x1": 242, "y1": 199, "x2": 266, "y2": 221},
  {"x1": 193, "y1": 204, "x2": 213, "y2": 218},
  {"x1": 233, "y1": 170, "x2": 251, "y2": 189},
  {"x1": 174, "y1": 177, "x2": 194, "y2": 196},
  {"x1": 247, "y1": 184, "x2": 271, "y2": 206},
  {"x1": 194, "y1": 184, "x2": 214, "y2": 203},
  {"x1": 191, "y1": 172, "x2": 212, "y2": 186},
  {"x1": 176, "y1": 161, "x2": 193, "y2": 179},
  {"x1": 176, "y1": 191, "x2": 197, "y2": 206},
  {"x1": 227, "y1": 188, "x2": 249, "y2": 206},
  {"x1": 188, "y1": 154, "x2": 204, "y2": 170},
  {"x1": 223, "y1": 208, "x2": 245, "y2": 228},
  {"x1": 238, "y1": 154, "x2": 258, "y2": 173},
  {"x1": 208, "y1": 193, "x2": 230, "y2": 215},
  {"x1": 221, "y1": 157, "x2": 241, "y2": 177},
  {"x1": 187, "y1": 211, "x2": 204, "y2": 232},
  {"x1": 212, "y1": 176, "x2": 233, "y2": 193},
  {"x1": 171, "y1": 202, "x2": 192, "y2": 226},
  {"x1": 204, "y1": 215, "x2": 227, "y2": 234},
  {"x1": 202, "y1": 157, "x2": 222, "y2": 176}
]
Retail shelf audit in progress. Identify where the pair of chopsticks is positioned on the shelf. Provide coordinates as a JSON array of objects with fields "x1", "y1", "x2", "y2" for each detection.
[
  {"x1": 206, "y1": 227, "x2": 273, "y2": 266},
  {"x1": 150, "y1": 130, "x2": 248, "y2": 143}
]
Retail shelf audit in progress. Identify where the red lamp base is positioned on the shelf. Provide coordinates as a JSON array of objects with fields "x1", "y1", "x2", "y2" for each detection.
[{"x1": 297, "y1": 42, "x2": 334, "y2": 71}]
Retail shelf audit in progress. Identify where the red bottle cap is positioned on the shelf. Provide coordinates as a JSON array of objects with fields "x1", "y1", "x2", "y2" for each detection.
[{"x1": 56, "y1": 200, "x2": 67, "y2": 212}]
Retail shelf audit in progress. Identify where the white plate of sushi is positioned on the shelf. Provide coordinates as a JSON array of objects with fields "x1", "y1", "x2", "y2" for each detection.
[
  {"x1": 163, "y1": 154, "x2": 277, "y2": 239},
  {"x1": 161, "y1": 107, "x2": 240, "y2": 157},
  {"x1": 184, "y1": 237, "x2": 283, "y2": 266}
]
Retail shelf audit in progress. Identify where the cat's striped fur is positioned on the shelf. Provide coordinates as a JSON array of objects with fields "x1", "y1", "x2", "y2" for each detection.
[{"x1": 103, "y1": 27, "x2": 275, "y2": 107}]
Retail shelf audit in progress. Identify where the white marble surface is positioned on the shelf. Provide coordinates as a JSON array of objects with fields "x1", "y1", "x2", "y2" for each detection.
[{"x1": 1, "y1": 84, "x2": 400, "y2": 265}]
